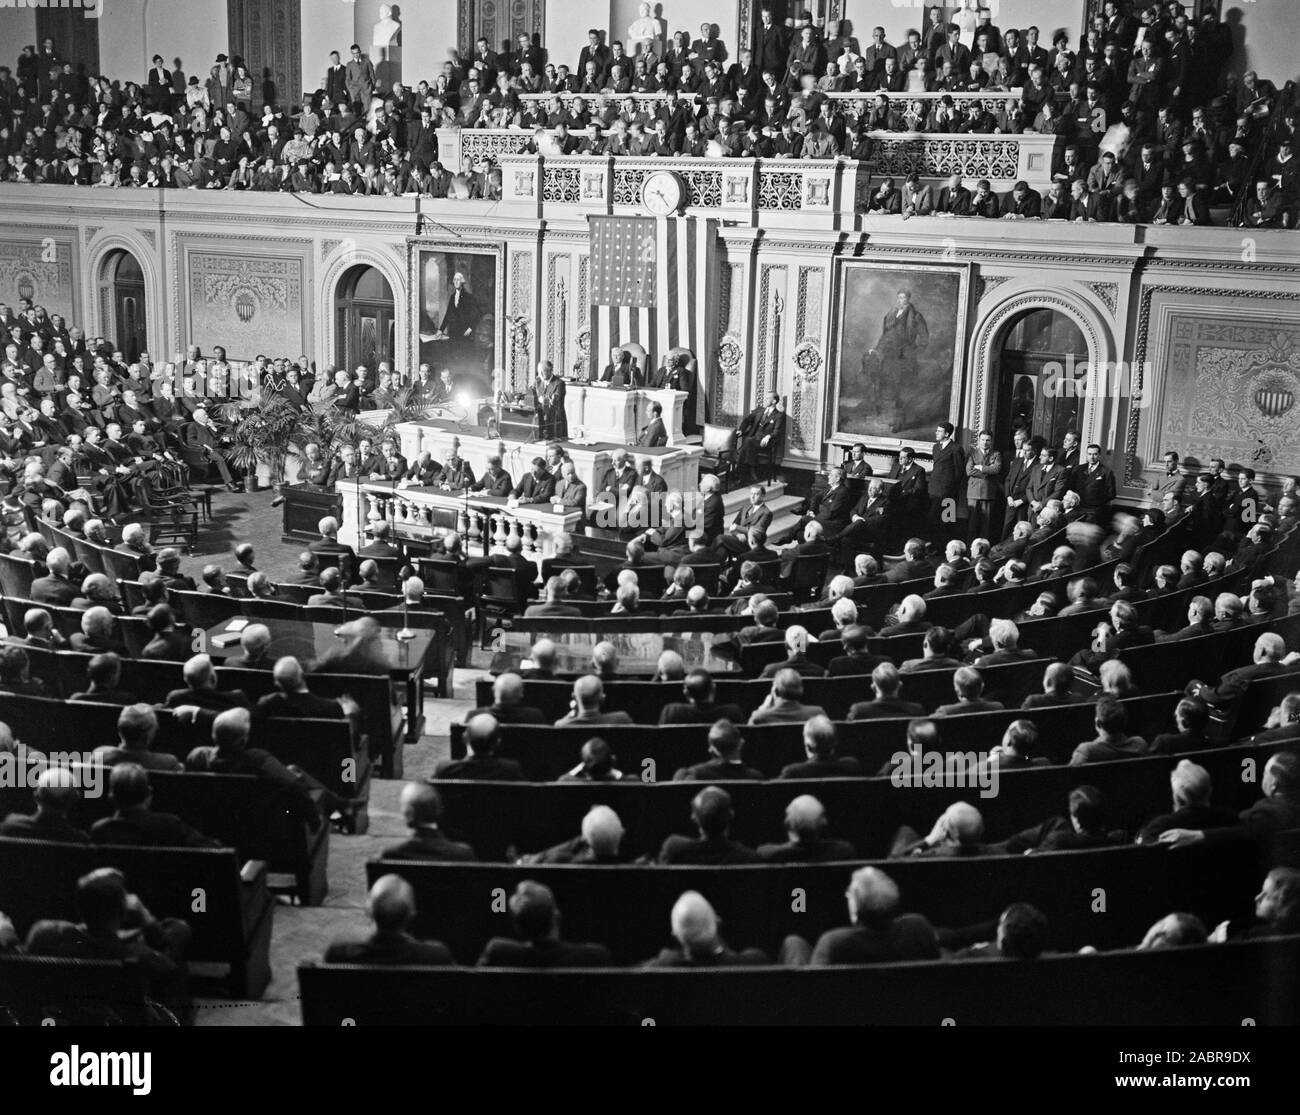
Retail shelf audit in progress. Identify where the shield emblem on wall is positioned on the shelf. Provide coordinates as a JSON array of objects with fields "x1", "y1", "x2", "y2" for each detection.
[
  {"x1": 235, "y1": 291, "x2": 257, "y2": 324},
  {"x1": 1254, "y1": 386, "x2": 1295, "y2": 418}
]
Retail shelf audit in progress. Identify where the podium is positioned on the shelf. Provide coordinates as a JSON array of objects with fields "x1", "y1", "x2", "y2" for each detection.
[{"x1": 564, "y1": 384, "x2": 688, "y2": 445}]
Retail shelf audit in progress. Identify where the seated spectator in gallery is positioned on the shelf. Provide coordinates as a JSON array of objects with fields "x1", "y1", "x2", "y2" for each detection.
[
  {"x1": 476, "y1": 880, "x2": 614, "y2": 967},
  {"x1": 757, "y1": 795, "x2": 858, "y2": 863},
  {"x1": 642, "y1": 891, "x2": 770, "y2": 966},
  {"x1": 658, "y1": 785, "x2": 762, "y2": 864},
  {"x1": 324, "y1": 874, "x2": 455, "y2": 966},
  {"x1": 673, "y1": 720, "x2": 764, "y2": 782},
  {"x1": 380, "y1": 782, "x2": 478, "y2": 861}
]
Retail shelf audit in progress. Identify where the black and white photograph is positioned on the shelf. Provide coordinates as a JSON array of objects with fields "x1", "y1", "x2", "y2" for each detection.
[{"x1": 0, "y1": 0, "x2": 1297, "y2": 1080}]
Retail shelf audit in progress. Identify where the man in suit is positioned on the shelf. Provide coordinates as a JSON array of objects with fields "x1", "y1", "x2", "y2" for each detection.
[
  {"x1": 736, "y1": 391, "x2": 785, "y2": 480},
  {"x1": 936, "y1": 173, "x2": 972, "y2": 214},
  {"x1": 551, "y1": 460, "x2": 587, "y2": 517},
  {"x1": 470, "y1": 455, "x2": 513, "y2": 498},
  {"x1": 512, "y1": 457, "x2": 555, "y2": 504},
  {"x1": 776, "y1": 717, "x2": 864, "y2": 780},
  {"x1": 325, "y1": 874, "x2": 457, "y2": 965},
  {"x1": 0, "y1": 767, "x2": 89, "y2": 843},
  {"x1": 789, "y1": 466, "x2": 853, "y2": 542},
  {"x1": 345, "y1": 43, "x2": 377, "y2": 109},
  {"x1": 477, "y1": 880, "x2": 613, "y2": 967},
  {"x1": 323, "y1": 50, "x2": 347, "y2": 110},
  {"x1": 930, "y1": 422, "x2": 966, "y2": 540},
  {"x1": 782, "y1": 865, "x2": 939, "y2": 965},
  {"x1": 659, "y1": 785, "x2": 761, "y2": 865},
  {"x1": 1025, "y1": 447, "x2": 1066, "y2": 517},
  {"x1": 847, "y1": 663, "x2": 926, "y2": 720},
  {"x1": 532, "y1": 360, "x2": 567, "y2": 441},
  {"x1": 595, "y1": 346, "x2": 634, "y2": 387},
  {"x1": 1075, "y1": 443, "x2": 1116, "y2": 524},
  {"x1": 672, "y1": 721, "x2": 764, "y2": 782},
  {"x1": 308, "y1": 515, "x2": 358, "y2": 583},
  {"x1": 1190, "y1": 633, "x2": 1295, "y2": 710},
  {"x1": 965, "y1": 429, "x2": 1002, "y2": 541},
  {"x1": 1001, "y1": 429, "x2": 1035, "y2": 537},
  {"x1": 887, "y1": 447, "x2": 930, "y2": 543},
  {"x1": 523, "y1": 577, "x2": 581, "y2": 617},
  {"x1": 637, "y1": 401, "x2": 668, "y2": 447},
  {"x1": 380, "y1": 783, "x2": 478, "y2": 862},
  {"x1": 432, "y1": 714, "x2": 525, "y2": 781},
  {"x1": 749, "y1": 668, "x2": 828, "y2": 725},
  {"x1": 30, "y1": 546, "x2": 78, "y2": 605},
  {"x1": 833, "y1": 477, "x2": 891, "y2": 553},
  {"x1": 90, "y1": 764, "x2": 217, "y2": 848},
  {"x1": 659, "y1": 669, "x2": 745, "y2": 725},
  {"x1": 555, "y1": 676, "x2": 634, "y2": 726},
  {"x1": 182, "y1": 406, "x2": 237, "y2": 489},
  {"x1": 718, "y1": 485, "x2": 774, "y2": 558}
]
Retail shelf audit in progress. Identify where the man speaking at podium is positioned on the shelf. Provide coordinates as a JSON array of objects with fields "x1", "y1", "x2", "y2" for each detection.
[{"x1": 533, "y1": 359, "x2": 568, "y2": 441}]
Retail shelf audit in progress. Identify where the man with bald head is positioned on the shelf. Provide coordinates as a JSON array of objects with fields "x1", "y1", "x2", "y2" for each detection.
[
  {"x1": 381, "y1": 783, "x2": 478, "y2": 861},
  {"x1": 658, "y1": 786, "x2": 762, "y2": 864},
  {"x1": 142, "y1": 603, "x2": 193, "y2": 661},
  {"x1": 467, "y1": 671, "x2": 546, "y2": 724},
  {"x1": 643, "y1": 891, "x2": 770, "y2": 966},
  {"x1": 325, "y1": 874, "x2": 456, "y2": 965},
  {"x1": 256, "y1": 656, "x2": 355, "y2": 721},
  {"x1": 758, "y1": 795, "x2": 858, "y2": 862},
  {"x1": 164, "y1": 653, "x2": 250, "y2": 712},
  {"x1": 433, "y1": 714, "x2": 525, "y2": 780},
  {"x1": 555, "y1": 675, "x2": 634, "y2": 726},
  {"x1": 522, "y1": 804, "x2": 631, "y2": 863},
  {"x1": 519, "y1": 638, "x2": 558, "y2": 679},
  {"x1": 890, "y1": 801, "x2": 986, "y2": 857},
  {"x1": 186, "y1": 706, "x2": 344, "y2": 825},
  {"x1": 1189, "y1": 631, "x2": 1297, "y2": 709},
  {"x1": 477, "y1": 880, "x2": 613, "y2": 967},
  {"x1": 226, "y1": 623, "x2": 273, "y2": 669},
  {"x1": 0, "y1": 766, "x2": 88, "y2": 842},
  {"x1": 782, "y1": 866, "x2": 940, "y2": 966}
]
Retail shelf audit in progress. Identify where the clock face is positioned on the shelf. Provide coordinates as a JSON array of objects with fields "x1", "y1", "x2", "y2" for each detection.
[{"x1": 642, "y1": 171, "x2": 684, "y2": 215}]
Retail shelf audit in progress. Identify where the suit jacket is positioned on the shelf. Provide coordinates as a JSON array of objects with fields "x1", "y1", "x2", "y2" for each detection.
[
  {"x1": 637, "y1": 417, "x2": 667, "y2": 447},
  {"x1": 324, "y1": 930, "x2": 455, "y2": 966},
  {"x1": 381, "y1": 827, "x2": 478, "y2": 862},
  {"x1": 513, "y1": 471, "x2": 556, "y2": 503},
  {"x1": 90, "y1": 809, "x2": 217, "y2": 848},
  {"x1": 930, "y1": 439, "x2": 965, "y2": 501},
  {"x1": 729, "y1": 503, "x2": 774, "y2": 536},
  {"x1": 1026, "y1": 462, "x2": 1066, "y2": 506},
  {"x1": 965, "y1": 447, "x2": 1002, "y2": 501},
  {"x1": 478, "y1": 937, "x2": 613, "y2": 967},
  {"x1": 739, "y1": 403, "x2": 785, "y2": 443},
  {"x1": 810, "y1": 482, "x2": 854, "y2": 527}
]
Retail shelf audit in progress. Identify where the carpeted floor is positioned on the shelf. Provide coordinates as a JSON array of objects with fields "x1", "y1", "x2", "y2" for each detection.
[{"x1": 178, "y1": 487, "x2": 485, "y2": 1025}]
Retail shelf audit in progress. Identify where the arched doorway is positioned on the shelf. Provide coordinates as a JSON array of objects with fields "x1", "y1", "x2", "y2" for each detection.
[
  {"x1": 991, "y1": 307, "x2": 1089, "y2": 450},
  {"x1": 98, "y1": 250, "x2": 147, "y2": 363},
  {"x1": 335, "y1": 266, "x2": 395, "y2": 374}
]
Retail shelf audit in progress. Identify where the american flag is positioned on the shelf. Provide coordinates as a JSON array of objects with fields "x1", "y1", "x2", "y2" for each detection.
[{"x1": 588, "y1": 214, "x2": 719, "y2": 417}]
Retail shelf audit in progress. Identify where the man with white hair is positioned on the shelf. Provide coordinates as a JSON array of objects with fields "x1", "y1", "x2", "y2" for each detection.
[
  {"x1": 308, "y1": 515, "x2": 358, "y2": 582},
  {"x1": 0, "y1": 767, "x2": 88, "y2": 843},
  {"x1": 160, "y1": 653, "x2": 249, "y2": 713},
  {"x1": 758, "y1": 625, "x2": 827, "y2": 679},
  {"x1": 643, "y1": 891, "x2": 770, "y2": 966},
  {"x1": 29, "y1": 546, "x2": 77, "y2": 605},
  {"x1": 324, "y1": 873, "x2": 456, "y2": 965},
  {"x1": 879, "y1": 593, "x2": 931, "y2": 637},
  {"x1": 972, "y1": 618, "x2": 1037, "y2": 666},
  {"x1": 70, "y1": 606, "x2": 126, "y2": 655},
  {"x1": 522, "y1": 804, "x2": 630, "y2": 864},
  {"x1": 226, "y1": 624, "x2": 273, "y2": 669},
  {"x1": 782, "y1": 866, "x2": 940, "y2": 965},
  {"x1": 758, "y1": 794, "x2": 858, "y2": 861},
  {"x1": 890, "y1": 801, "x2": 986, "y2": 857},
  {"x1": 1137, "y1": 760, "x2": 1238, "y2": 844},
  {"x1": 256, "y1": 656, "x2": 357, "y2": 722},
  {"x1": 1189, "y1": 631, "x2": 1297, "y2": 708}
]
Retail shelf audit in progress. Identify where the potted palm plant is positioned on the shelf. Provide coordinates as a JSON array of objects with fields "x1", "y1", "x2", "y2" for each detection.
[{"x1": 217, "y1": 396, "x2": 303, "y2": 493}]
